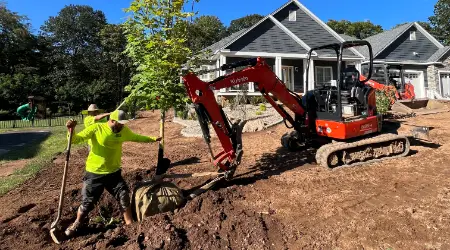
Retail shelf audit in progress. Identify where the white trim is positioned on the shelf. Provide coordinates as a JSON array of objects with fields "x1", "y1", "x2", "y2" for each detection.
[
  {"x1": 222, "y1": 51, "x2": 309, "y2": 58},
  {"x1": 435, "y1": 47, "x2": 450, "y2": 62},
  {"x1": 315, "y1": 66, "x2": 334, "y2": 87},
  {"x1": 289, "y1": 10, "x2": 296, "y2": 21},
  {"x1": 275, "y1": 57, "x2": 282, "y2": 79},
  {"x1": 307, "y1": 59, "x2": 315, "y2": 90},
  {"x1": 361, "y1": 60, "x2": 444, "y2": 66},
  {"x1": 317, "y1": 56, "x2": 363, "y2": 61},
  {"x1": 291, "y1": 0, "x2": 365, "y2": 59},
  {"x1": 268, "y1": 15, "x2": 316, "y2": 55},
  {"x1": 220, "y1": 0, "x2": 295, "y2": 51},
  {"x1": 219, "y1": 55, "x2": 226, "y2": 92},
  {"x1": 414, "y1": 22, "x2": 444, "y2": 49}
]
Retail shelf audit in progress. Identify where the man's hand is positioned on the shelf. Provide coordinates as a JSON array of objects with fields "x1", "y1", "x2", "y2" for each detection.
[
  {"x1": 155, "y1": 137, "x2": 162, "y2": 142},
  {"x1": 66, "y1": 119, "x2": 77, "y2": 129}
]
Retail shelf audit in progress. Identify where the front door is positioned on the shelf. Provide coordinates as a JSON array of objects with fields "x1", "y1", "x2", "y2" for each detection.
[
  {"x1": 404, "y1": 72, "x2": 423, "y2": 98},
  {"x1": 281, "y1": 66, "x2": 294, "y2": 90}
]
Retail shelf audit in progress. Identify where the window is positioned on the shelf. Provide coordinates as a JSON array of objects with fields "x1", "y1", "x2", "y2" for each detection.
[
  {"x1": 229, "y1": 65, "x2": 252, "y2": 92},
  {"x1": 410, "y1": 31, "x2": 416, "y2": 40},
  {"x1": 289, "y1": 10, "x2": 296, "y2": 21},
  {"x1": 315, "y1": 66, "x2": 333, "y2": 87},
  {"x1": 199, "y1": 65, "x2": 215, "y2": 81}
]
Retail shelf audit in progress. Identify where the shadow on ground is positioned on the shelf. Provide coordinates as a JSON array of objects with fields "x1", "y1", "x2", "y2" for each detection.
[{"x1": 0, "y1": 131, "x2": 51, "y2": 161}]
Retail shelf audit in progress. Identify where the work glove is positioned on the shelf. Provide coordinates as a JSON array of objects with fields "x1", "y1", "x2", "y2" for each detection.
[{"x1": 66, "y1": 119, "x2": 77, "y2": 130}]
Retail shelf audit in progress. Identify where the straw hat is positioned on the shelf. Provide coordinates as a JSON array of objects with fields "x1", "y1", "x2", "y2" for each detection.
[{"x1": 87, "y1": 104, "x2": 100, "y2": 112}]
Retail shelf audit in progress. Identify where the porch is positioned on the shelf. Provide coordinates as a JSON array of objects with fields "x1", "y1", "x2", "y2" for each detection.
[{"x1": 206, "y1": 53, "x2": 362, "y2": 96}]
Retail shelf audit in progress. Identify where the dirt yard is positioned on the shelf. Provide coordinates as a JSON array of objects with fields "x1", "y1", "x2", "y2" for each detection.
[{"x1": 0, "y1": 110, "x2": 449, "y2": 250}]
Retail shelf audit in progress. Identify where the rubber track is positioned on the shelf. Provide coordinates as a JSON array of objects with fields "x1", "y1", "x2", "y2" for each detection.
[{"x1": 316, "y1": 133, "x2": 411, "y2": 169}]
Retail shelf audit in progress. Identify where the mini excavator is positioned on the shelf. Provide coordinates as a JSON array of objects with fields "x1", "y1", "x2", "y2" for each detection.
[{"x1": 181, "y1": 40, "x2": 419, "y2": 179}]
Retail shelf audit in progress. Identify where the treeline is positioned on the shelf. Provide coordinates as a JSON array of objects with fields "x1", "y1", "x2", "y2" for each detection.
[
  {"x1": 0, "y1": 4, "x2": 132, "y2": 115},
  {"x1": 1, "y1": 0, "x2": 449, "y2": 115}
]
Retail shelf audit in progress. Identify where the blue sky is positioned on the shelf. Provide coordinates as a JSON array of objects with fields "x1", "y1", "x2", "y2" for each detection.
[{"x1": 7, "y1": 0, "x2": 437, "y2": 33}]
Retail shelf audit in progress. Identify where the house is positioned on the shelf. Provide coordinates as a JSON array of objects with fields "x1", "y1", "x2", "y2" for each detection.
[
  {"x1": 354, "y1": 22, "x2": 450, "y2": 99},
  {"x1": 200, "y1": 0, "x2": 365, "y2": 97},
  {"x1": 199, "y1": 0, "x2": 450, "y2": 100}
]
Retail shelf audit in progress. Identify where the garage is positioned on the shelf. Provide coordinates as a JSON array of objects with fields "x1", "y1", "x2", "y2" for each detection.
[
  {"x1": 440, "y1": 72, "x2": 450, "y2": 98},
  {"x1": 404, "y1": 72, "x2": 424, "y2": 98}
]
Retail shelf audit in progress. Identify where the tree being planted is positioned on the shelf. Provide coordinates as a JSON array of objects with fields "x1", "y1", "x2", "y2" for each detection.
[{"x1": 124, "y1": 0, "x2": 200, "y2": 174}]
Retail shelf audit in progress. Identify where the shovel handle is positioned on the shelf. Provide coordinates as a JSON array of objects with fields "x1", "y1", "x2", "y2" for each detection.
[{"x1": 51, "y1": 127, "x2": 74, "y2": 229}]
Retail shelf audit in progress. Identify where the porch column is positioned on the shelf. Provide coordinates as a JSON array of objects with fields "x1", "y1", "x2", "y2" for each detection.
[
  {"x1": 355, "y1": 62, "x2": 362, "y2": 72},
  {"x1": 303, "y1": 59, "x2": 314, "y2": 92},
  {"x1": 275, "y1": 57, "x2": 282, "y2": 79},
  {"x1": 219, "y1": 55, "x2": 227, "y2": 92}
]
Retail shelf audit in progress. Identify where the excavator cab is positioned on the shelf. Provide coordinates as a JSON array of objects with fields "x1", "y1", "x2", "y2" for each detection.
[{"x1": 305, "y1": 41, "x2": 375, "y2": 124}]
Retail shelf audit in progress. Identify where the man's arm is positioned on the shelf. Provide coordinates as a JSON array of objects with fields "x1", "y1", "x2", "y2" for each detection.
[
  {"x1": 67, "y1": 121, "x2": 97, "y2": 144},
  {"x1": 122, "y1": 126, "x2": 161, "y2": 143},
  {"x1": 94, "y1": 112, "x2": 110, "y2": 122}
]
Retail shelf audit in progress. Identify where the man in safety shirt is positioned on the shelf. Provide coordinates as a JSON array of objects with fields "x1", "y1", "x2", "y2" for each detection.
[
  {"x1": 83, "y1": 104, "x2": 110, "y2": 150},
  {"x1": 64, "y1": 109, "x2": 162, "y2": 238},
  {"x1": 84, "y1": 104, "x2": 109, "y2": 127}
]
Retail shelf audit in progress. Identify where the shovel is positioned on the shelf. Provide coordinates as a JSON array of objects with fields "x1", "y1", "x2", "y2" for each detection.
[{"x1": 50, "y1": 127, "x2": 74, "y2": 244}]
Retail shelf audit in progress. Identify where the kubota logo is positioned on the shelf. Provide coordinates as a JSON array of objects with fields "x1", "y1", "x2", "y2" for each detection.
[
  {"x1": 361, "y1": 123, "x2": 373, "y2": 130},
  {"x1": 230, "y1": 76, "x2": 248, "y2": 84}
]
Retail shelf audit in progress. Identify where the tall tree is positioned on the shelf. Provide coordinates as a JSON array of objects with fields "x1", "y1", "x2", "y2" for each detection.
[
  {"x1": 0, "y1": 5, "x2": 47, "y2": 111},
  {"x1": 228, "y1": 14, "x2": 263, "y2": 34},
  {"x1": 429, "y1": 0, "x2": 450, "y2": 45},
  {"x1": 40, "y1": 5, "x2": 108, "y2": 111},
  {"x1": 327, "y1": 20, "x2": 383, "y2": 39},
  {"x1": 187, "y1": 15, "x2": 227, "y2": 52}
]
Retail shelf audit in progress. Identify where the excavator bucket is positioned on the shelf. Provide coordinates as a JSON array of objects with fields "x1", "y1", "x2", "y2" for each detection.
[{"x1": 391, "y1": 98, "x2": 450, "y2": 116}]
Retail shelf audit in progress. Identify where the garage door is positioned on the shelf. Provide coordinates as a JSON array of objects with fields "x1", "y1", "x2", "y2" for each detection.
[
  {"x1": 404, "y1": 72, "x2": 423, "y2": 98},
  {"x1": 440, "y1": 73, "x2": 450, "y2": 98}
]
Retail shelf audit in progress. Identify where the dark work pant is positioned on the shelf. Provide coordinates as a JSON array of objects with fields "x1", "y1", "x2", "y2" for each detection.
[{"x1": 79, "y1": 170, "x2": 130, "y2": 214}]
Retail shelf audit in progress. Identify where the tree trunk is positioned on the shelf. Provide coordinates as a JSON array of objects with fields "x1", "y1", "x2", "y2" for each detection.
[{"x1": 155, "y1": 110, "x2": 170, "y2": 175}]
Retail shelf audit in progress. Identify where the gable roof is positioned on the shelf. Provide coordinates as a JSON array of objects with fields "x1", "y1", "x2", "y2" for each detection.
[
  {"x1": 339, "y1": 34, "x2": 359, "y2": 41},
  {"x1": 427, "y1": 46, "x2": 450, "y2": 62},
  {"x1": 203, "y1": 29, "x2": 248, "y2": 54},
  {"x1": 203, "y1": 0, "x2": 364, "y2": 59},
  {"x1": 358, "y1": 22, "x2": 445, "y2": 63}
]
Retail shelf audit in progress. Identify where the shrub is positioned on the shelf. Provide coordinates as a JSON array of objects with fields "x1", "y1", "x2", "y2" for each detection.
[
  {"x1": 375, "y1": 89, "x2": 396, "y2": 115},
  {"x1": 250, "y1": 96, "x2": 266, "y2": 105},
  {"x1": 259, "y1": 104, "x2": 267, "y2": 111},
  {"x1": 255, "y1": 111, "x2": 262, "y2": 115}
]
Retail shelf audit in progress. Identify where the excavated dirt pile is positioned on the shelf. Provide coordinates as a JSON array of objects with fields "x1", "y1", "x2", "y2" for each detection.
[{"x1": 1, "y1": 110, "x2": 450, "y2": 249}]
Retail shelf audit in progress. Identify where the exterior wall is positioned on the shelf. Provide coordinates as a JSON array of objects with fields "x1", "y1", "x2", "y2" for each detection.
[
  {"x1": 431, "y1": 51, "x2": 450, "y2": 95},
  {"x1": 272, "y1": 2, "x2": 358, "y2": 57},
  {"x1": 282, "y1": 59, "x2": 303, "y2": 93},
  {"x1": 226, "y1": 18, "x2": 306, "y2": 54},
  {"x1": 376, "y1": 26, "x2": 439, "y2": 61}
]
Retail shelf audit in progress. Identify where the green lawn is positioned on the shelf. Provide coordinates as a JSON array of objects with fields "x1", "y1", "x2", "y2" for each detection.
[{"x1": 0, "y1": 125, "x2": 86, "y2": 196}]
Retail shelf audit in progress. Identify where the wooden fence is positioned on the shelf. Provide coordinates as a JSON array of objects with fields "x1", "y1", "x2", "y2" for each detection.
[{"x1": 0, "y1": 115, "x2": 84, "y2": 129}]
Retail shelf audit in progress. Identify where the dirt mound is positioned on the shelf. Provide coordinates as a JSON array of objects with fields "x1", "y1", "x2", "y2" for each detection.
[{"x1": 1, "y1": 110, "x2": 450, "y2": 249}]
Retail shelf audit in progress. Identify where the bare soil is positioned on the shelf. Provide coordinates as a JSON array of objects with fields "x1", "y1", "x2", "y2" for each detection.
[
  {"x1": 0, "y1": 160, "x2": 29, "y2": 177},
  {"x1": 0, "y1": 110, "x2": 450, "y2": 249}
]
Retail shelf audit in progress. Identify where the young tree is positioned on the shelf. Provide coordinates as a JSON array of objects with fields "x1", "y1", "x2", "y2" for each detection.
[
  {"x1": 429, "y1": 0, "x2": 450, "y2": 45},
  {"x1": 124, "y1": 0, "x2": 201, "y2": 170}
]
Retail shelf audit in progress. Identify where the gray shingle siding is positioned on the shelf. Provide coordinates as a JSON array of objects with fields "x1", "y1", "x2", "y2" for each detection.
[
  {"x1": 376, "y1": 27, "x2": 439, "y2": 61},
  {"x1": 273, "y1": 2, "x2": 355, "y2": 57},
  {"x1": 225, "y1": 19, "x2": 306, "y2": 54}
]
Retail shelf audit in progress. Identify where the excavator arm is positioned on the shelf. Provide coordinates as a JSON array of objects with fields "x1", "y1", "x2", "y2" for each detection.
[{"x1": 181, "y1": 57, "x2": 308, "y2": 173}]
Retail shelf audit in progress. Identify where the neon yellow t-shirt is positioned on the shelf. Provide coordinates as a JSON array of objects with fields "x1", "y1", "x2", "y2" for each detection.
[
  {"x1": 83, "y1": 116, "x2": 107, "y2": 147},
  {"x1": 68, "y1": 123, "x2": 156, "y2": 174}
]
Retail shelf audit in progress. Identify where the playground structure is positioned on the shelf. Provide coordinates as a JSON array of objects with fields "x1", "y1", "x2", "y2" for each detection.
[{"x1": 16, "y1": 96, "x2": 46, "y2": 121}]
